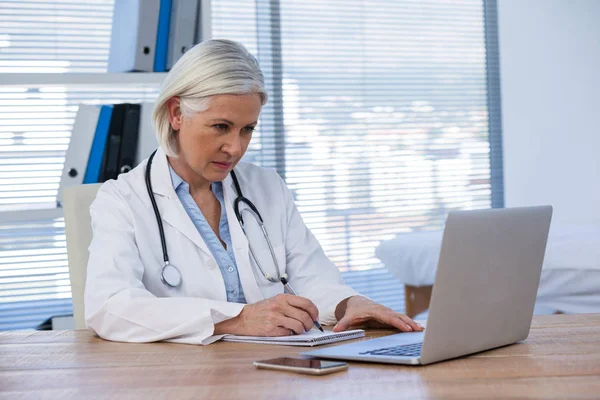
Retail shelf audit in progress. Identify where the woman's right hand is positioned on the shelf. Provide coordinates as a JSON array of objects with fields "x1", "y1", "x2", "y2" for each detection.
[{"x1": 214, "y1": 294, "x2": 319, "y2": 336}]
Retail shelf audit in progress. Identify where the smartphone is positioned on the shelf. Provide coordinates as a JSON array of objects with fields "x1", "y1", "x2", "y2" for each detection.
[{"x1": 253, "y1": 357, "x2": 348, "y2": 375}]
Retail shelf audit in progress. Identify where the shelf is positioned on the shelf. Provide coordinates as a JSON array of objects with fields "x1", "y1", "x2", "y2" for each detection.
[
  {"x1": 0, "y1": 73, "x2": 167, "y2": 87},
  {"x1": 0, "y1": 207, "x2": 64, "y2": 223}
]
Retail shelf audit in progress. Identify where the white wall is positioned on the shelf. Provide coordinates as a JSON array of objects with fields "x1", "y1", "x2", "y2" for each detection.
[{"x1": 497, "y1": 0, "x2": 600, "y2": 228}]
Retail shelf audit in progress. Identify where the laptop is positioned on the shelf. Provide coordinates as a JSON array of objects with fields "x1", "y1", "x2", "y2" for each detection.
[{"x1": 302, "y1": 206, "x2": 553, "y2": 365}]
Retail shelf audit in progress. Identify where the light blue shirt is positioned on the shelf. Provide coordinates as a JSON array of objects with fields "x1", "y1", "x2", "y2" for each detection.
[{"x1": 169, "y1": 166, "x2": 247, "y2": 303}]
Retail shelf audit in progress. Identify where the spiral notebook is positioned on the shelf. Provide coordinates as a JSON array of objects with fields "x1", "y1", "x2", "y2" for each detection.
[{"x1": 221, "y1": 329, "x2": 365, "y2": 347}]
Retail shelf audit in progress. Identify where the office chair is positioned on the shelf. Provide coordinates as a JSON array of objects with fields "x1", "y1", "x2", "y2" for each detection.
[{"x1": 62, "y1": 184, "x2": 101, "y2": 329}]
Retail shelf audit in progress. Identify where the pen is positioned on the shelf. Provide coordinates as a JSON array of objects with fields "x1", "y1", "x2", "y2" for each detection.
[{"x1": 280, "y1": 277, "x2": 324, "y2": 333}]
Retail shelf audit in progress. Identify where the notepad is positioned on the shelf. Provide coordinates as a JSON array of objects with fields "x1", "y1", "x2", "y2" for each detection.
[{"x1": 221, "y1": 329, "x2": 365, "y2": 347}]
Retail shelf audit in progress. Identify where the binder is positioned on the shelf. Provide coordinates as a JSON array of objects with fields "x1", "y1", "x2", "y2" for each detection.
[
  {"x1": 83, "y1": 105, "x2": 114, "y2": 184},
  {"x1": 136, "y1": 103, "x2": 159, "y2": 163},
  {"x1": 57, "y1": 105, "x2": 101, "y2": 205},
  {"x1": 64, "y1": 103, "x2": 155, "y2": 187},
  {"x1": 154, "y1": 0, "x2": 173, "y2": 72},
  {"x1": 108, "y1": 0, "x2": 161, "y2": 72},
  {"x1": 99, "y1": 104, "x2": 127, "y2": 182},
  {"x1": 117, "y1": 104, "x2": 141, "y2": 174},
  {"x1": 166, "y1": 0, "x2": 200, "y2": 70},
  {"x1": 196, "y1": 0, "x2": 210, "y2": 42}
]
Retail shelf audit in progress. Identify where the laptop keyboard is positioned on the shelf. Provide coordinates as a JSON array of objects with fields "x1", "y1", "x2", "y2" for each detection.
[{"x1": 359, "y1": 342, "x2": 423, "y2": 357}]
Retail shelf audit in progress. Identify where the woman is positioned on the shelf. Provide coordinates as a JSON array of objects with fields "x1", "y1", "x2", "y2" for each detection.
[{"x1": 85, "y1": 39, "x2": 422, "y2": 344}]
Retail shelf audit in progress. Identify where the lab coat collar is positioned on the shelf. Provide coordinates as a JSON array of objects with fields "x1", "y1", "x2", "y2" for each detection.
[
  {"x1": 222, "y1": 171, "x2": 236, "y2": 194},
  {"x1": 147, "y1": 148, "x2": 212, "y2": 258},
  {"x1": 149, "y1": 147, "x2": 176, "y2": 199}
]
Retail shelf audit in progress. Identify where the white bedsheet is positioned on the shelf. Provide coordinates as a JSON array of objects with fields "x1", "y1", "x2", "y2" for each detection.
[{"x1": 376, "y1": 225, "x2": 600, "y2": 314}]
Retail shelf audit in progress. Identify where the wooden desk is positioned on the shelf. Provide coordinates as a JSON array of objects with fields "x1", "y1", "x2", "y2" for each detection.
[{"x1": 1, "y1": 314, "x2": 599, "y2": 399}]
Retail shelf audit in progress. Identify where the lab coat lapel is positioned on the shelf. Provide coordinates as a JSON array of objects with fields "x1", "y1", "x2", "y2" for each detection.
[
  {"x1": 149, "y1": 148, "x2": 212, "y2": 259},
  {"x1": 223, "y1": 174, "x2": 265, "y2": 303}
]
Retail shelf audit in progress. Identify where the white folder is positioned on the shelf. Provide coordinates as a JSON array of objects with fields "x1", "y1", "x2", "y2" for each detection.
[
  {"x1": 136, "y1": 103, "x2": 159, "y2": 164},
  {"x1": 166, "y1": 0, "x2": 200, "y2": 70},
  {"x1": 57, "y1": 105, "x2": 101, "y2": 206},
  {"x1": 108, "y1": 0, "x2": 161, "y2": 72}
]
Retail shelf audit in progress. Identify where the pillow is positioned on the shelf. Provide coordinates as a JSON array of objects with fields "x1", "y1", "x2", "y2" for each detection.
[
  {"x1": 544, "y1": 225, "x2": 600, "y2": 271},
  {"x1": 375, "y1": 231, "x2": 443, "y2": 286}
]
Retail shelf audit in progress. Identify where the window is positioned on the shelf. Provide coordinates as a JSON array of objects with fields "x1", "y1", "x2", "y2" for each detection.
[
  {"x1": 0, "y1": 0, "x2": 503, "y2": 329},
  {"x1": 0, "y1": 0, "x2": 160, "y2": 330},
  {"x1": 212, "y1": 0, "x2": 503, "y2": 310}
]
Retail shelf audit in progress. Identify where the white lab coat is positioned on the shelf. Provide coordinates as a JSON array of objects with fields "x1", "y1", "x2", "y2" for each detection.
[{"x1": 85, "y1": 148, "x2": 359, "y2": 345}]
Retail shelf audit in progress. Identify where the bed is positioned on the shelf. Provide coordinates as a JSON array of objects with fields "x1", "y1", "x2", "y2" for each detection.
[{"x1": 376, "y1": 224, "x2": 600, "y2": 318}]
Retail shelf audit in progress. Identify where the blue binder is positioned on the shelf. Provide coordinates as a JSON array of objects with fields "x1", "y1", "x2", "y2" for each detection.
[
  {"x1": 83, "y1": 105, "x2": 113, "y2": 184},
  {"x1": 154, "y1": 0, "x2": 172, "y2": 72}
]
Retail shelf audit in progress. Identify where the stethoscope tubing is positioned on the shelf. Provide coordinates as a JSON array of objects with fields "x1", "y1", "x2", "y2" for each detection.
[{"x1": 146, "y1": 149, "x2": 285, "y2": 288}]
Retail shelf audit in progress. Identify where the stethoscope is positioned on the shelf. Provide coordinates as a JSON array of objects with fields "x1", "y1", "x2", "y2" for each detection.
[{"x1": 145, "y1": 150, "x2": 287, "y2": 288}]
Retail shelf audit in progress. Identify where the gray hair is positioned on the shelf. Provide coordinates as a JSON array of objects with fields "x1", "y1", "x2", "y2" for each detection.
[{"x1": 152, "y1": 39, "x2": 268, "y2": 157}]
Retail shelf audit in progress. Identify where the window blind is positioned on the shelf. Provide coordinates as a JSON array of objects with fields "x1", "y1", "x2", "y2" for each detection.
[
  {"x1": 212, "y1": 0, "x2": 503, "y2": 311},
  {"x1": 0, "y1": 0, "x2": 503, "y2": 330},
  {"x1": 0, "y1": 0, "x2": 161, "y2": 330}
]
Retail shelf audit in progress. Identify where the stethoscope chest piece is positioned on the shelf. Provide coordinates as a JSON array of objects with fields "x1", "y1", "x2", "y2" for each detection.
[{"x1": 161, "y1": 262, "x2": 182, "y2": 288}]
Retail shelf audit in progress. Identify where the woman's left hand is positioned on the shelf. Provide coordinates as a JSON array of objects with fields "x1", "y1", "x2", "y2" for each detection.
[{"x1": 332, "y1": 296, "x2": 424, "y2": 333}]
